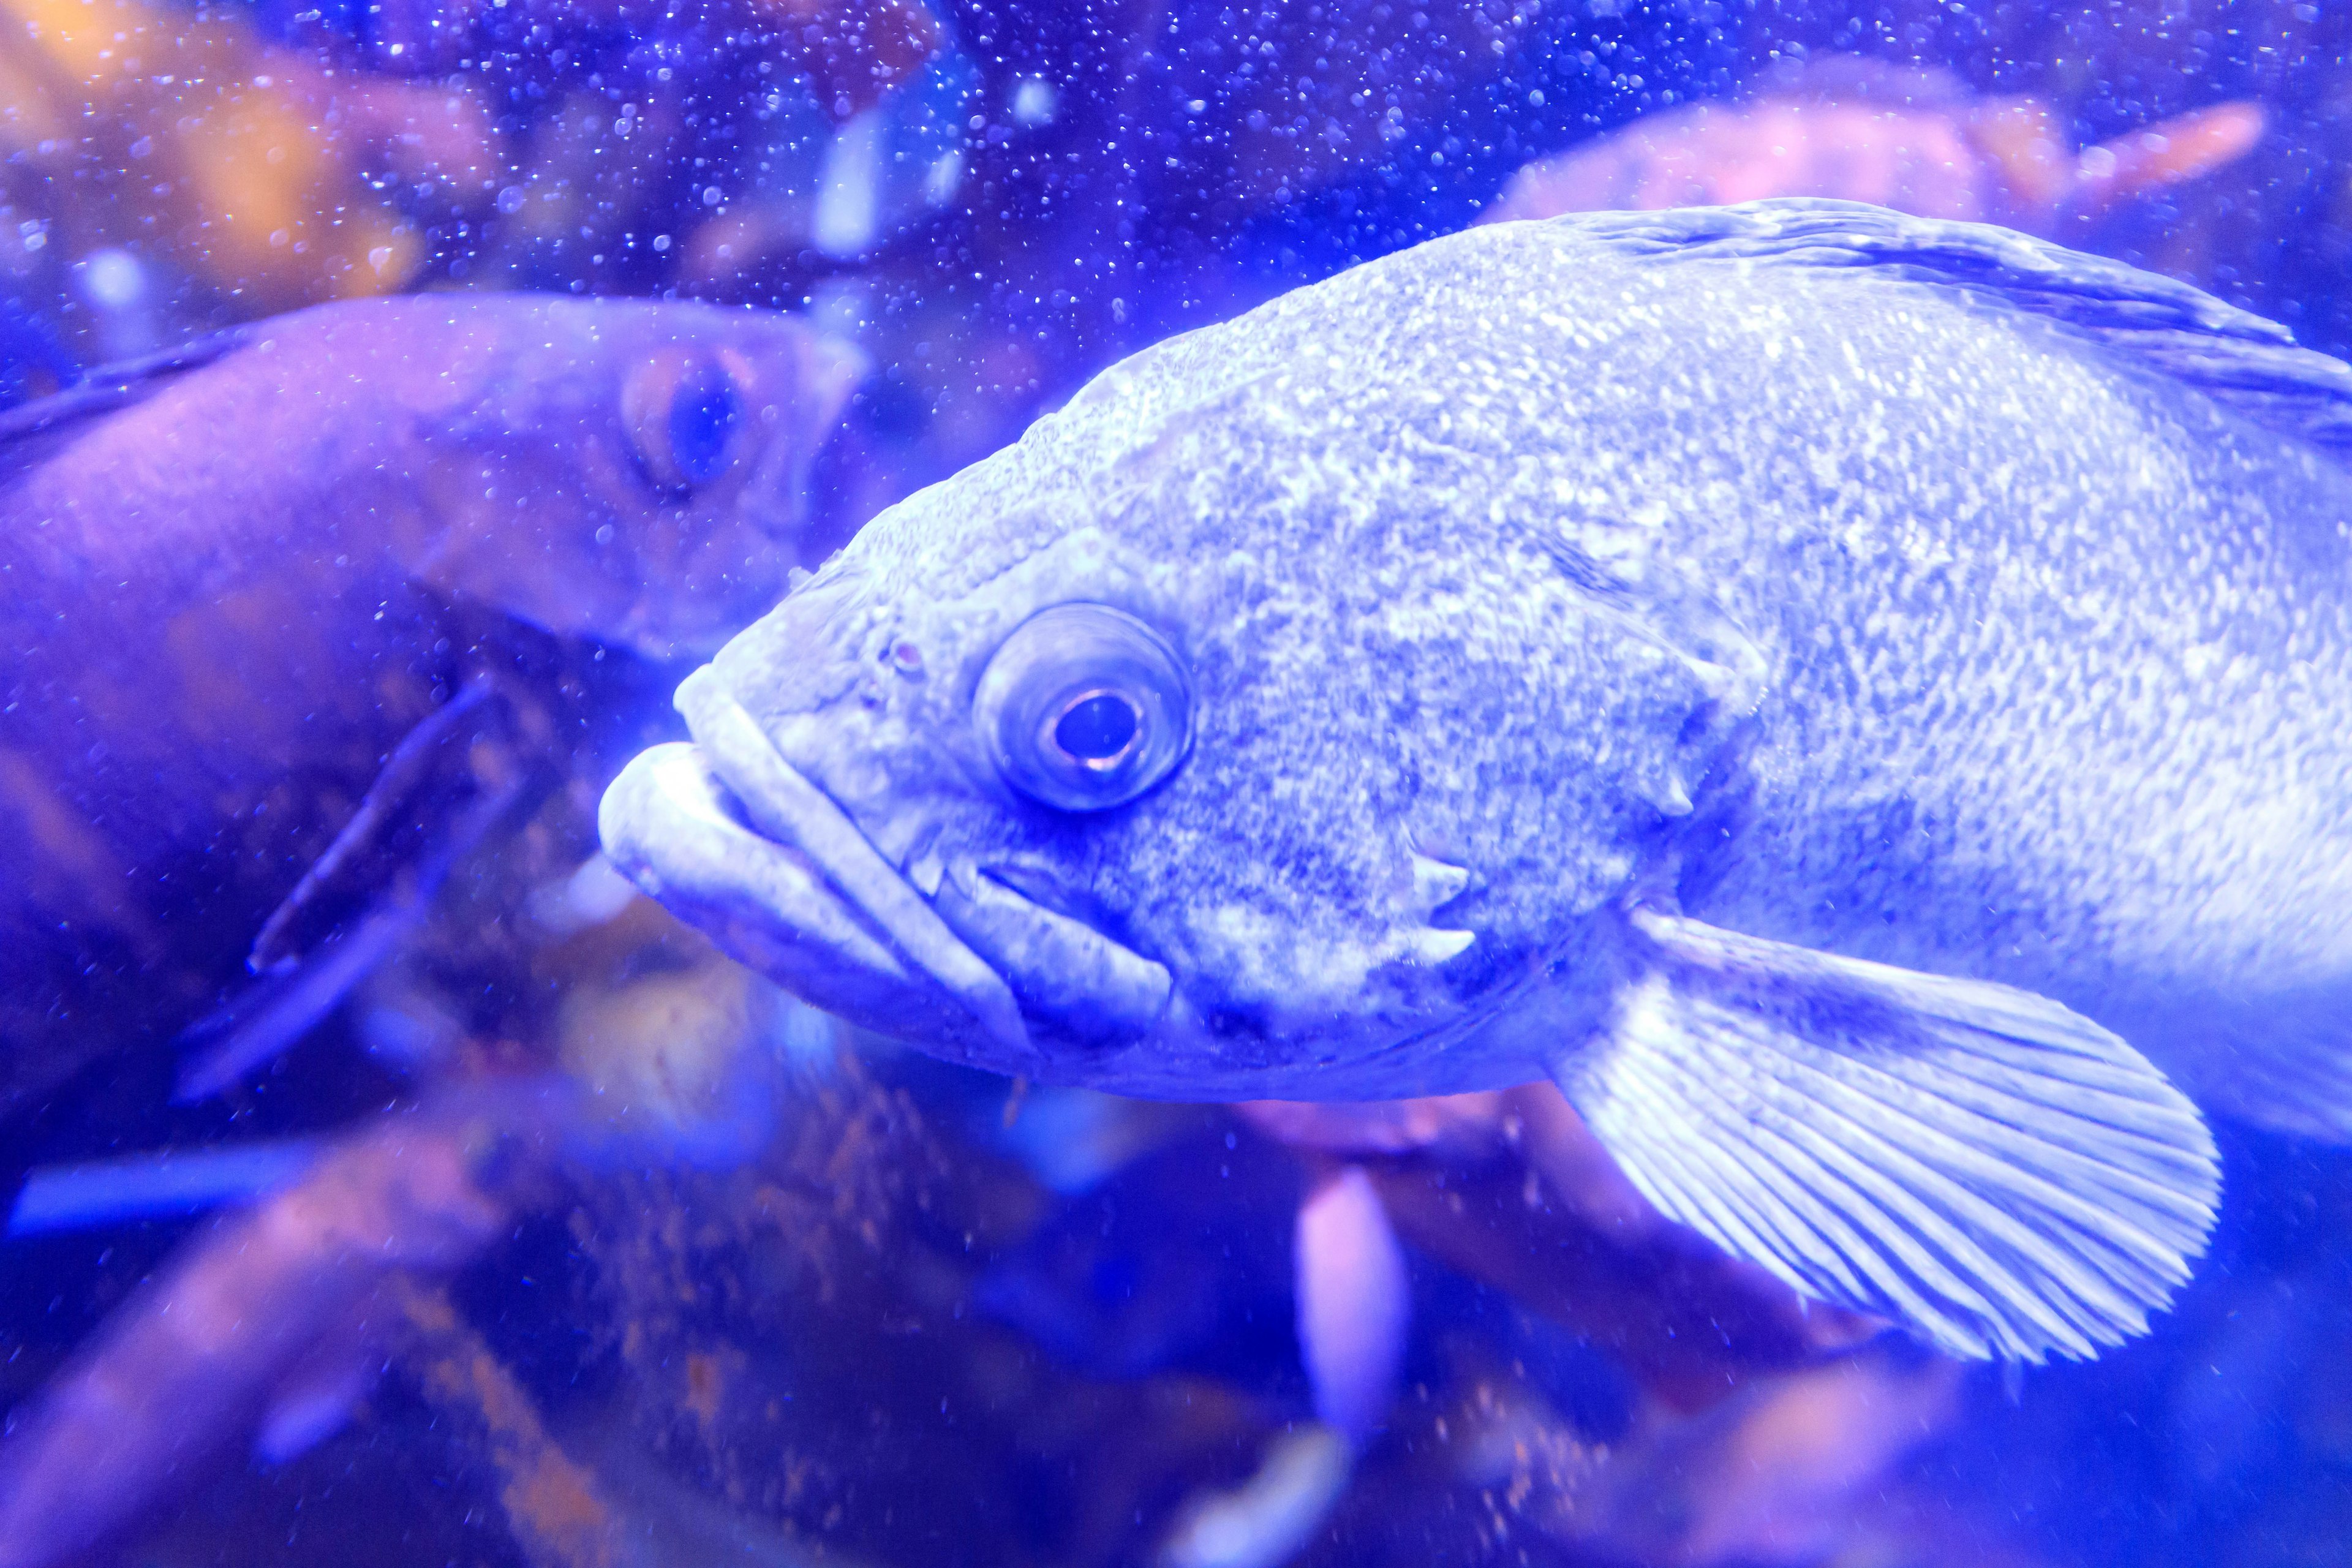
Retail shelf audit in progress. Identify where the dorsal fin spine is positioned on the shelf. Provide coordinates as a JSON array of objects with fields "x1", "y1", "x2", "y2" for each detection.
[{"x1": 1556, "y1": 198, "x2": 2352, "y2": 461}]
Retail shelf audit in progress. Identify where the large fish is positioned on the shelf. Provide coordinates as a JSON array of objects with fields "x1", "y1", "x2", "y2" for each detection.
[
  {"x1": 600, "y1": 200, "x2": 2352, "y2": 1363},
  {"x1": 1, "y1": 293, "x2": 858, "y2": 1118}
]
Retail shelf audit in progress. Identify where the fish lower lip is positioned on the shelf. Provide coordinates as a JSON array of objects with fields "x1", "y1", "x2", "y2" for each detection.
[
  {"x1": 671, "y1": 667, "x2": 1031, "y2": 1057},
  {"x1": 932, "y1": 866, "x2": 1175, "y2": 1049},
  {"x1": 599, "y1": 743, "x2": 938, "y2": 1030}
]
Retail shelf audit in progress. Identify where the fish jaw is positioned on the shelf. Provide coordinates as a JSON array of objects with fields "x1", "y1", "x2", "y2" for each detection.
[
  {"x1": 619, "y1": 546, "x2": 1546, "y2": 1097},
  {"x1": 672, "y1": 664, "x2": 1032, "y2": 1050},
  {"x1": 929, "y1": 859, "x2": 1180, "y2": 1052},
  {"x1": 608, "y1": 662, "x2": 1194, "y2": 1082},
  {"x1": 647, "y1": 662, "x2": 1506, "y2": 1097},
  {"x1": 598, "y1": 739, "x2": 1015, "y2": 1061},
  {"x1": 603, "y1": 665, "x2": 1208, "y2": 1085}
]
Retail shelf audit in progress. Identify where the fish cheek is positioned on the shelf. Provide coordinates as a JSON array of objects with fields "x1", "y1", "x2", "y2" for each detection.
[
  {"x1": 717, "y1": 564, "x2": 904, "y2": 720},
  {"x1": 386, "y1": 428, "x2": 636, "y2": 642},
  {"x1": 499, "y1": 450, "x2": 772, "y2": 657}
]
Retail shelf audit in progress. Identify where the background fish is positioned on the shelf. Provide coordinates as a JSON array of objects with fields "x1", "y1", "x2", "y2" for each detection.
[
  {"x1": 0, "y1": 293, "x2": 858, "y2": 1125},
  {"x1": 603, "y1": 198, "x2": 2352, "y2": 1366},
  {"x1": 1483, "y1": 56, "x2": 2266, "y2": 239}
]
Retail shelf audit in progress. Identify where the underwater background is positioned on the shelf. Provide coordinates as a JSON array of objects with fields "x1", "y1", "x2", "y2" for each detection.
[{"x1": 4, "y1": 2, "x2": 2352, "y2": 1567}]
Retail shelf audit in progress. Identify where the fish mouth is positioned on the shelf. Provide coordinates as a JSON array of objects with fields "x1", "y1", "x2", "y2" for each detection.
[
  {"x1": 600, "y1": 668, "x2": 1035, "y2": 1062},
  {"x1": 603, "y1": 668, "x2": 1181, "y2": 1077}
]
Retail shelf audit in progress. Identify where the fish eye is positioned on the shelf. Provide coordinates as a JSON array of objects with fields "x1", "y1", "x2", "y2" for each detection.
[
  {"x1": 1053, "y1": 690, "x2": 1140, "y2": 768},
  {"x1": 625, "y1": 350, "x2": 750, "y2": 491},
  {"x1": 974, "y1": 605, "x2": 1191, "y2": 812}
]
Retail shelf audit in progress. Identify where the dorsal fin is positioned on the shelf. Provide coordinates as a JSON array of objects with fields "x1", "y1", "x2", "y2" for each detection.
[
  {"x1": 1558, "y1": 198, "x2": 2352, "y2": 460},
  {"x1": 0, "y1": 326, "x2": 251, "y2": 484}
]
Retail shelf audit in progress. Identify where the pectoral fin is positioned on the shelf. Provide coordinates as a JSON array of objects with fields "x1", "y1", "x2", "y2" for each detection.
[
  {"x1": 1294, "y1": 1165, "x2": 1410, "y2": 1448},
  {"x1": 178, "y1": 767, "x2": 532, "y2": 1101},
  {"x1": 1547, "y1": 908, "x2": 2219, "y2": 1363},
  {"x1": 248, "y1": 682, "x2": 505, "y2": 974}
]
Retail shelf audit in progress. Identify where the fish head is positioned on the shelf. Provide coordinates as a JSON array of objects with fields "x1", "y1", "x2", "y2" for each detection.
[
  {"x1": 604, "y1": 293, "x2": 1743, "y2": 1099},
  {"x1": 412, "y1": 297, "x2": 863, "y2": 660}
]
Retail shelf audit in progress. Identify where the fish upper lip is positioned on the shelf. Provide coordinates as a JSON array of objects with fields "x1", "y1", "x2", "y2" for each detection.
[{"x1": 673, "y1": 666, "x2": 1031, "y2": 1056}]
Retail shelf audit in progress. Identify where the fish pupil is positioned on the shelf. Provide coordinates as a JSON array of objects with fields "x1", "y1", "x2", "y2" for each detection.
[
  {"x1": 668, "y1": 369, "x2": 745, "y2": 486},
  {"x1": 1054, "y1": 692, "x2": 1139, "y2": 768}
]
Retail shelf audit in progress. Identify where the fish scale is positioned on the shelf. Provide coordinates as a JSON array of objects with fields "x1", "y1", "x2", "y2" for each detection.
[{"x1": 1667, "y1": 265, "x2": 2352, "y2": 1129}]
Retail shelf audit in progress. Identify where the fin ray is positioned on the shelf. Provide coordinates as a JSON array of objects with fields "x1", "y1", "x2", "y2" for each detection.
[
  {"x1": 1772, "y1": 1042, "x2": 2207, "y2": 1276},
  {"x1": 1550, "y1": 909, "x2": 2219, "y2": 1361},
  {"x1": 249, "y1": 682, "x2": 505, "y2": 973},
  {"x1": 1629, "y1": 1078, "x2": 1894, "y2": 1314},
  {"x1": 1657, "y1": 1020, "x2": 2034, "y2": 1343},
  {"x1": 1602, "y1": 1007, "x2": 1969, "y2": 1333},
  {"x1": 1703, "y1": 1041, "x2": 2162, "y2": 1342},
  {"x1": 1819, "y1": 1047, "x2": 2216, "y2": 1231}
]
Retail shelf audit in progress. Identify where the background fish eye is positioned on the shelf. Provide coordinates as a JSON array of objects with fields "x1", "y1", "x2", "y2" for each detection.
[
  {"x1": 974, "y1": 603, "x2": 1192, "y2": 812},
  {"x1": 624, "y1": 349, "x2": 751, "y2": 492}
]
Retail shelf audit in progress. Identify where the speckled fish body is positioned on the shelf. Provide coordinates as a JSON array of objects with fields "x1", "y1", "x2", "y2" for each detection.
[
  {"x1": 606, "y1": 201, "x2": 2352, "y2": 1360},
  {"x1": 1, "y1": 293, "x2": 858, "y2": 1116}
]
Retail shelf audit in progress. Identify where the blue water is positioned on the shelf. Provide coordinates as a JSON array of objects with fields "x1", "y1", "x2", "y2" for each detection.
[{"x1": 4, "y1": 4, "x2": 2351, "y2": 1567}]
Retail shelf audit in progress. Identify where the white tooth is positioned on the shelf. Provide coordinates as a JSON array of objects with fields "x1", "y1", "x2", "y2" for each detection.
[
  {"x1": 1654, "y1": 771, "x2": 1695, "y2": 816},
  {"x1": 676, "y1": 669, "x2": 1030, "y2": 1057},
  {"x1": 1408, "y1": 927, "x2": 1477, "y2": 964},
  {"x1": 1393, "y1": 846, "x2": 1476, "y2": 966},
  {"x1": 1407, "y1": 850, "x2": 1472, "y2": 915}
]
